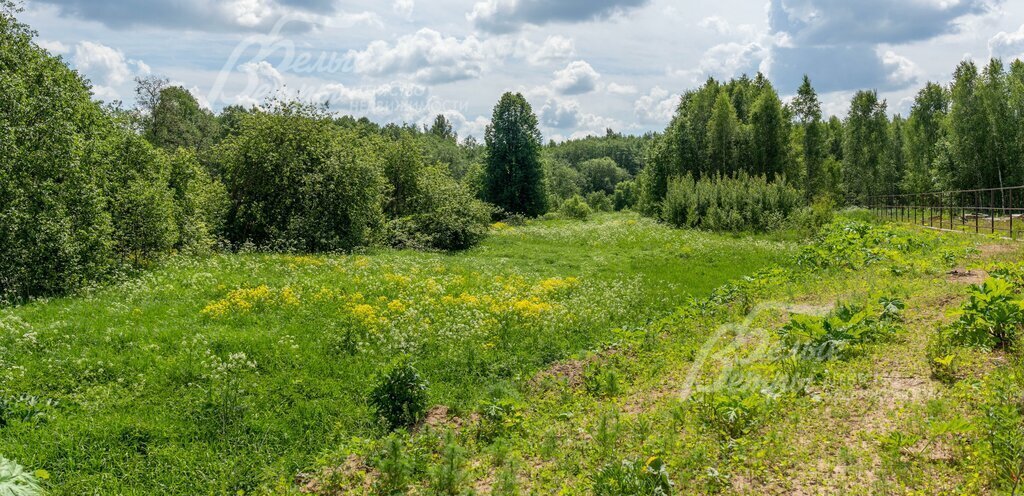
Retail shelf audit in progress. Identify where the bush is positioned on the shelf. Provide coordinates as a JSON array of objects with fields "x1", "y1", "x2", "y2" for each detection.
[
  {"x1": 216, "y1": 103, "x2": 387, "y2": 251},
  {"x1": 661, "y1": 173, "x2": 801, "y2": 232},
  {"x1": 369, "y1": 359, "x2": 429, "y2": 430},
  {"x1": 0, "y1": 10, "x2": 193, "y2": 301},
  {"x1": 386, "y1": 166, "x2": 493, "y2": 251},
  {"x1": 560, "y1": 195, "x2": 592, "y2": 220},
  {"x1": 613, "y1": 180, "x2": 638, "y2": 211},
  {"x1": 167, "y1": 149, "x2": 228, "y2": 252},
  {"x1": 586, "y1": 191, "x2": 613, "y2": 212},
  {"x1": 948, "y1": 278, "x2": 1023, "y2": 350},
  {"x1": 591, "y1": 457, "x2": 673, "y2": 496}
]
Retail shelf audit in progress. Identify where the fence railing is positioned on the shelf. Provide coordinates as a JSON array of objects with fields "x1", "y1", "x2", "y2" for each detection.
[{"x1": 867, "y1": 186, "x2": 1024, "y2": 240}]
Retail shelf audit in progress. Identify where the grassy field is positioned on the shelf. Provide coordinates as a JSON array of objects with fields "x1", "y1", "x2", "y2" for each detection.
[{"x1": 0, "y1": 213, "x2": 795, "y2": 494}]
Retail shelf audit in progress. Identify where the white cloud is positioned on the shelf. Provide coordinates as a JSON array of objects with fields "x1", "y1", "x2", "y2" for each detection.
[
  {"x1": 522, "y1": 35, "x2": 576, "y2": 66},
  {"x1": 393, "y1": 0, "x2": 415, "y2": 20},
  {"x1": 551, "y1": 60, "x2": 601, "y2": 95},
  {"x1": 606, "y1": 82, "x2": 638, "y2": 95},
  {"x1": 346, "y1": 29, "x2": 485, "y2": 84},
  {"x1": 37, "y1": 39, "x2": 69, "y2": 54},
  {"x1": 634, "y1": 86, "x2": 679, "y2": 124},
  {"x1": 699, "y1": 15, "x2": 730, "y2": 34},
  {"x1": 223, "y1": 0, "x2": 273, "y2": 28},
  {"x1": 73, "y1": 41, "x2": 133, "y2": 86},
  {"x1": 468, "y1": 0, "x2": 652, "y2": 33},
  {"x1": 989, "y1": 24, "x2": 1024, "y2": 60},
  {"x1": 699, "y1": 41, "x2": 767, "y2": 79},
  {"x1": 881, "y1": 50, "x2": 921, "y2": 88}
]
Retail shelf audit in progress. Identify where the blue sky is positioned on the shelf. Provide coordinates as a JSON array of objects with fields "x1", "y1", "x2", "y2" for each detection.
[{"x1": 19, "y1": 0, "x2": 1024, "y2": 141}]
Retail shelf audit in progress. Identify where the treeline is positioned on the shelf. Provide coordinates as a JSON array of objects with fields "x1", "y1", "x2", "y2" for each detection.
[
  {"x1": 0, "y1": 9, "x2": 496, "y2": 302},
  {"x1": 638, "y1": 59, "x2": 1024, "y2": 219}
]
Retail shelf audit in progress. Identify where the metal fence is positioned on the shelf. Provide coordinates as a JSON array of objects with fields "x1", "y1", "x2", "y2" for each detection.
[{"x1": 868, "y1": 186, "x2": 1024, "y2": 240}]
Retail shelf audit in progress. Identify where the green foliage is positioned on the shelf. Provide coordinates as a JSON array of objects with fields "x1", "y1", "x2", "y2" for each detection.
[
  {"x1": 373, "y1": 434, "x2": 415, "y2": 495},
  {"x1": 579, "y1": 157, "x2": 630, "y2": 195},
  {"x1": 559, "y1": 195, "x2": 592, "y2": 220},
  {"x1": 369, "y1": 358, "x2": 429, "y2": 430},
  {"x1": 778, "y1": 303, "x2": 896, "y2": 362},
  {"x1": 166, "y1": 149, "x2": 228, "y2": 252},
  {"x1": 948, "y1": 278, "x2": 1023, "y2": 350},
  {"x1": 591, "y1": 457, "x2": 673, "y2": 496},
  {"x1": 484, "y1": 92, "x2": 547, "y2": 217},
  {"x1": 0, "y1": 456, "x2": 42, "y2": 496},
  {"x1": 428, "y1": 432, "x2": 469, "y2": 496},
  {"x1": 796, "y1": 220, "x2": 933, "y2": 270},
  {"x1": 612, "y1": 180, "x2": 638, "y2": 211},
  {"x1": 586, "y1": 191, "x2": 613, "y2": 213},
  {"x1": 980, "y1": 371, "x2": 1024, "y2": 490},
  {"x1": 216, "y1": 103, "x2": 387, "y2": 251},
  {"x1": 144, "y1": 85, "x2": 218, "y2": 152},
  {"x1": 476, "y1": 398, "x2": 524, "y2": 443},
  {"x1": 693, "y1": 388, "x2": 771, "y2": 439},
  {"x1": 386, "y1": 166, "x2": 493, "y2": 251},
  {"x1": 660, "y1": 173, "x2": 801, "y2": 232}
]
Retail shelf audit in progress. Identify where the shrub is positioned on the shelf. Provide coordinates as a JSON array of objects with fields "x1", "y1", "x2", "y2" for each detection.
[
  {"x1": 217, "y1": 103, "x2": 387, "y2": 251},
  {"x1": 693, "y1": 388, "x2": 770, "y2": 439},
  {"x1": 429, "y1": 431, "x2": 469, "y2": 495},
  {"x1": 386, "y1": 166, "x2": 493, "y2": 251},
  {"x1": 613, "y1": 180, "x2": 638, "y2": 211},
  {"x1": 560, "y1": 195, "x2": 592, "y2": 220},
  {"x1": 948, "y1": 278, "x2": 1023, "y2": 350},
  {"x1": 166, "y1": 149, "x2": 228, "y2": 252},
  {"x1": 586, "y1": 191, "x2": 613, "y2": 212},
  {"x1": 591, "y1": 457, "x2": 673, "y2": 496},
  {"x1": 369, "y1": 359, "x2": 429, "y2": 430},
  {"x1": 661, "y1": 173, "x2": 801, "y2": 232},
  {"x1": 579, "y1": 157, "x2": 629, "y2": 195}
]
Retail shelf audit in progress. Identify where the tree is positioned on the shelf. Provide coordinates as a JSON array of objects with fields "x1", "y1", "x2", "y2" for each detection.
[
  {"x1": 383, "y1": 134, "x2": 425, "y2": 217},
  {"x1": 749, "y1": 88, "x2": 788, "y2": 179},
  {"x1": 706, "y1": 91, "x2": 740, "y2": 175},
  {"x1": 145, "y1": 86, "x2": 218, "y2": 152},
  {"x1": 902, "y1": 82, "x2": 948, "y2": 194},
  {"x1": 843, "y1": 90, "x2": 890, "y2": 203},
  {"x1": 428, "y1": 114, "x2": 457, "y2": 142},
  {"x1": 579, "y1": 157, "x2": 629, "y2": 195},
  {"x1": 484, "y1": 92, "x2": 547, "y2": 217},
  {"x1": 792, "y1": 75, "x2": 826, "y2": 199}
]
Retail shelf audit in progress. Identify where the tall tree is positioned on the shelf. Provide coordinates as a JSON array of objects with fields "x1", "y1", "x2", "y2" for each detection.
[
  {"x1": 902, "y1": 82, "x2": 948, "y2": 194},
  {"x1": 706, "y1": 91, "x2": 740, "y2": 175},
  {"x1": 749, "y1": 88, "x2": 787, "y2": 178},
  {"x1": 428, "y1": 114, "x2": 456, "y2": 142},
  {"x1": 792, "y1": 75, "x2": 826, "y2": 199},
  {"x1": 484, "y1": 92, "x2": 546, "y2": 217},
  {"x1": 145, "y1": 86, "x2": 218, "y2": 152},
  {"x1": 843, "y1": 90, "x2": 890, "y2": 203}
]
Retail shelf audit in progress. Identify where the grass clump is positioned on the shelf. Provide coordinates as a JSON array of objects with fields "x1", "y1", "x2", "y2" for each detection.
[{"x1": 370, "y1": 358, "x2": 429, "y2": 430}]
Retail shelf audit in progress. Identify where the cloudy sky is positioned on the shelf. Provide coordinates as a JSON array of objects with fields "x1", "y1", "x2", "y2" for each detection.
[{"x1": 18, "y1": 0, "x2": 1024, "y2": 141}]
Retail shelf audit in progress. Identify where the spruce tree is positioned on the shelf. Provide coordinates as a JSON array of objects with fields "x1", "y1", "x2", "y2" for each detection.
[
  {"x1": 484, "y1": 92, "x2": 546, "y2": 217},
  {"x1": 792, "y1": 75, "x2": 826, "y2": 199}
]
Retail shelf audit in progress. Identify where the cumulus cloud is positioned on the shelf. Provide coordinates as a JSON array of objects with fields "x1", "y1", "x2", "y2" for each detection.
[
  {"x1": 699, "y1": 16, "x2": 731, "y2": 35},
  {"x1": 520, "y1": 35, "x2": 576, "y2": 66},
  {"x1": 539, "y1": 97, "x2": 617, "y2": 138},
  {"x1": 468, "y1": 0, "x2": 651, "y2": 33},
  {"x1": 989, "y1": 24, "x2": 1024, "y2": 60},
  {"x1": 34, "y1": 0, "x2": 379, "y2": 32},
  {"x1": 71, "y1": 41, "x2": 150, "y2": 100},
  {"x1": 38, "y1": 39, "x2": 69, "y2": 54},
  {"x1": 346, "y1": 29, "x2": 485, "y2": 84},
  {"x1": 764, "y1": 0, "x2": 990, "y2": 92},
  {"x1": 634, "y1": 86, "x2": 679, "y2": 125},
  {"x1": 393, "y1": 0, "x2": 415, "y2": 20},
  {"x1": 699, "y1": 41, "x2": 767, "y2": 80},
  {"x1": 551, "y1": 60, "x2": 601, "y2": 95},
  {"x1": 606, "y1": 82, "x2": 638, "y2": 95}
]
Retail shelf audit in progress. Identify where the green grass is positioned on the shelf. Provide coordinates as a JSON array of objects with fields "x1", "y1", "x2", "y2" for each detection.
[{"x1": 0, "y1": 212, "x2": 794, "y2": 494}]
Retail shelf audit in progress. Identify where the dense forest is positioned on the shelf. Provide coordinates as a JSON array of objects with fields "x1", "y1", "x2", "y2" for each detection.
[{"x1": 3, "y1": 1, "x2": 1024, "y2": 303}]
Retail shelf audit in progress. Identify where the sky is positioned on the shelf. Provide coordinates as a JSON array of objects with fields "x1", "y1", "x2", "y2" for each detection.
[{"x1": 17, "y1": 0, "x2": 1024, "y2": 142}]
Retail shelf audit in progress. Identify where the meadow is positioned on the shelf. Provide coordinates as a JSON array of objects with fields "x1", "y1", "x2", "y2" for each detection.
[{"x1": 0, "y1": 213, "x2": 793, "y2": 494}]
